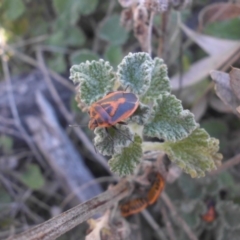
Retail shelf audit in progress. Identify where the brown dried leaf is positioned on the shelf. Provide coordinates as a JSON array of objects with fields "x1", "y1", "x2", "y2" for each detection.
[
  {"x1": 199, "y1": 3, "x2": 240, "y2": 29},
  {"x1": 171, "y1": 24, "x2": 240, "y2": 90},
  {"x1": 209, "y1": 95, "x2": 232, "y2": 114},
  {"x1": 120, "y1": 8, "x2": 133, "y2": 31},
  {"x1": 144, "y1": 0, "x2": 170, "y2": 12},
  {"x1": 210, "y1": 70, "x2": 240, "y2": 116},
  {"x1": 229, "y1": 67, "x2": 240, "y2": 101}
]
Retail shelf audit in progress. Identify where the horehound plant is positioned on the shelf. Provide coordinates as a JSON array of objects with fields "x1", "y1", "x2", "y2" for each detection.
[{"x1": 70, "y1": 52, "x2": 222, "y2": 178}]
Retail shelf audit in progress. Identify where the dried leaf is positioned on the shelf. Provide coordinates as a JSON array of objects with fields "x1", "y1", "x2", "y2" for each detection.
[
  {"x1": 210, "y1": 70, "x2": 240, "y2": 116},
  {"x1": 229, "y1": 67, "x2": 240, "y2": 101},
  {"x1": 118, "y1": 0, "x2": 134, "y2": 8}
]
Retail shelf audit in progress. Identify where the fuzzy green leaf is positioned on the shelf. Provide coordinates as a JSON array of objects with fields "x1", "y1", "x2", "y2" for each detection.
[
  {"x1": 20, "y1": 164, "x2": 45, "y2": 190},
  {"x1": 94, "y1": 125, "x2": 134, "y2": 156},
  {"x1": 117, "y1": 52, "x2": 153, "y2": 96},
  {"x1": 144, "y1": 94, "x2": 197, "y2": 142},
  {"x1": 109, "y1": 135, "x2": 142, "y2": 176},
  {"x1": 161, "y1": 128, "x2": 222, "y2": 177},
  {"x1": 128, "y1": 103, "x2": 151, "y2": 125},
  {"x1": 217, "y1": 201, "x2": 240, "y2": 230},
  {"x1": 70, "y1": 60, "x2": 115, "y2": 106},
  {"x1": 143, "y1": 58, "x2": 170, "y2": 100}
]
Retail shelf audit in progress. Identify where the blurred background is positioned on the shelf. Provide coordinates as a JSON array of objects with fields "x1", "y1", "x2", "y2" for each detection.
[{"x1": 0, "y1": 0, "x2": 240, "y2": 239}]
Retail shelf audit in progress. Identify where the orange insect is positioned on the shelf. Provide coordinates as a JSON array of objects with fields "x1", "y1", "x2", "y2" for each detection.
[
  {"x1": 147, "y1": 172, "x2": 165, "y2": 205},
  {"x1": 88, "y1": 91, "x2": 139, "y2": 130},
  {"x1": 202, "y1": 201, "x2": 217, "y2": 223},
  {"x1": 120, "y1": 198, "x2": 148, "y2": 217}
]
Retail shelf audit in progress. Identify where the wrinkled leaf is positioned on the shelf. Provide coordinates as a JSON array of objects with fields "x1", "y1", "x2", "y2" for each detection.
[
  {"x1": 70, "y1": 49, "x2": 98, "y2": 65},
  {"x1": 109, "y1": 135, "x2": 142, "y2": 176},
  {"x1": 117, "y1": 52, "x2": 153, "y2": 95},
  {"x1": 159, "y1": 128, "x2": 222, "y2": 177},
  {"x1": 128, "y1": 102, "x2": 151, "y2": 125},
  {"x1": 217, "y1": 201, "x2": 240, "y2": 230},
  {"x1": 94, "y1": 125, "x2": 134, "y2": 156},
  {"x1": 20, "y1": 164, "x2": 45, "y2": 190},
  {"x1": 144, "y1": 94, "x2": 197, "y2": 142},
  {"x1": 100, "y1": 14, "x2": 128, "y2": 45},
  {"x1": 229, "y1": 67, "x2": 240, "y2": 101},
  {"x1": 70, "y1": 60, "x2": 115, "y2": 106},
  {"x1": 143, "y1": 57, "x2": 170, "y2": 101},
  {"x1": 210, "y1": 70, "x2": 240, "y2": 116}
]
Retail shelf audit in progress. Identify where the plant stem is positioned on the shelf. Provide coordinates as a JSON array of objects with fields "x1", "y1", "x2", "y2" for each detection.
[{"x1": 10, "y1": 180, "x2": 131, "y2": 240}]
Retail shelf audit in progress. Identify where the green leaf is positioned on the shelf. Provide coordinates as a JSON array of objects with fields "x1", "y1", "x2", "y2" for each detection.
[
  {"x1": 117, "y1": 52, "x2": 153, "y2": 96},
  {"x1": 78, "y1": 0, "x2": 99, "y2": 15},
  {"x1": 20, "y1": 164, "x2": 45, "y2": 190},
  {"x1": 100, "y1": 14, "x2": 129, "y2": 45},
  {"x1": 143, "y1": 57, "x2": 170, "y2": 101},
  {"x1": 47, "y1": 53, "x2": 66, "y2": 73},
  {"x1": 144, "y1": 94, "x2": 197, "y2": 142},
  {"x1": 178, "y1": 174, "x2": 205, "y2": 199},
  {"x1": 53, "y1": 0, "x2": 71, "y2": 14},
  {"x1": 0, "y1": 135, "x2": 13, "y2": 154},
  {"x1": 70, "y1": 59, "x2": 115, "y2": 106},
  {"x1": 204, "y1": 18, "x2": 240, "y2": 40},
  {"x1": 180, "y1": 200, "x2": 205, "y2": 229},
  {"x1": 217, "y1": 201, "x2": 240, "y2": 230},
  {"x1": 94, "y1": 125, "x2": 134, "y2": 156},
  {"x1": 160, "y1": 128, "x2": 223, "y2": 177},
  {"x1": 105, "y1": 45, "x2": 123, "y2": 68},
  {"x1": 109, "y1": 135, "x2": 142, "y2": 176},
  {"x1": 128, "y1": 103, "x2": 151, "y2": 125},
  {"x1": 3, "y1": 0, "x2": 25, "y2": 21},
  {"x1": 70, "y1": 49, "x2": 98, "y2": 65},
  {"x1": 47, "y1": 27, "x2": 86, "y2": 47}
]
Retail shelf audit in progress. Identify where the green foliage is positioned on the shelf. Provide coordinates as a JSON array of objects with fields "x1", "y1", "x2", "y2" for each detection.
[
  {"x1": 204, "y1": 18, "x2": 240, "y2": 40},
  {"x1": 109, "y1": 135, "x2": 142, "y2": 176},
  {"x1": 20, "y1": 164, "x2": 45, "y2": 190},
  {"x1": 2, "y1": 0, "x2": 25, "y2": 21},
  {"x1": 160, "y1": 128, "x2": 222, "y2": 177},
  {"x1": 47, "y1": 53, "x2": 66, "y2": 73},
  {"x1": 70, "y1": 52, "x2": 222, "y2": 177},
  {"x1": 94, "y1": 125, "x2": 134, "y2": 156},
  {"x1": 144, "y1": 94, "x2": 197, "y2": 142},
  {"x1": 217, "y1": 201, "x2": 240, "y2": 230},
  {"x1": 0, "y1": 135, "x2": 13, "y2": 154},
  {"x1": 105, "y1": 45, "x2": 123, "y2": 68},
  {"x1": 143, "y1": 58, "x2": 170, "y2": 101},
  {"x1": 100, "y1": 14, "x2": 128, "y2": 45},
  {"x1": 70, "y1": 49, "x2": 99, "y2": 65},
  {"x1": 70, "y1": 60, "x2": 115, "y2": 106},
  {"x1": 117, "y1": 52, "x2": 153, "y2": 95}
]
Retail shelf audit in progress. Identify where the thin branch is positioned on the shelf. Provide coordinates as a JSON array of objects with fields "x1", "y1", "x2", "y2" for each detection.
[
  {"x1": 0, "y1": 125, "x2": 24, "y2": 139},
  {"x1": 36, "y1": 47, "x2": 111, "y2": 173},
  {"x1": 4, "y1": 44, "x2": 75, "y2": 92},
  {"x1": 161, "y1": 192, "x2": 198, "y2": 240},
  {"x1": 1, "y1": 54, "x2": 46, "y2": 168},
  {"x1": 10, "y1": 179, "x2": 131, "y2": 240},
  {"x1": 141, "y1": 209, "x2": 168, "y2": 240},
  {"x1": 209, "y1": 153, "x2": 240, "y2": 176},
  {"x1": 147, "y1": 11, "x2": 155, "y2": 55},
  {"x1": 160, "y1": 205, "x2": 177, "y2": 240}
]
